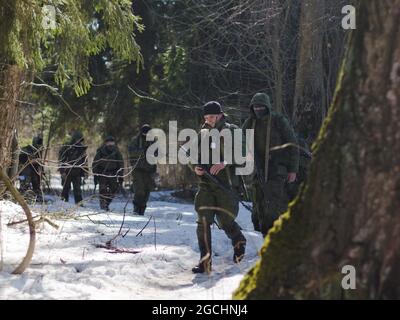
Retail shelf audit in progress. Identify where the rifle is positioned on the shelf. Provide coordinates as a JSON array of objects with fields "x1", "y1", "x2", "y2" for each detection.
[
  {"x1": 180, "y1": 145, "x2": 253, "y2": 213},
  {"x1": 269, "y1": 142, "x2": 312, "y2": 159},
  {"x1": 202, "y1": 165, "x2": 253, "y2": 213}
]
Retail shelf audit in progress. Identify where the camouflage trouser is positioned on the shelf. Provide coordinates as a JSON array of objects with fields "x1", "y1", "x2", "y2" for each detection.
[
  {"x1": 61, "y1": 173, "x2": 82, "y2": 204},
  {"x1": 132, "y1": 170, "x2": 155, "y2": 210},
  {"x1": 252, "y1": 175, "x2": 288, "y2": 237},
  {"x1": 20, "y1": 172, "x2": 42, "y2": 201},
  {"x1": 99, "y1": 176, "x2": 119, "y2": 209},
  {"x1": 194, "y1": 186, "x2": 246, "y2": 259}
]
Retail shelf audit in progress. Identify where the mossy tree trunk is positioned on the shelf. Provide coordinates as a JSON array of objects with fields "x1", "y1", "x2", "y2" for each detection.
[
  {"x1": 0, "y1": 2, "x2": 22, "y2": 171},
  {"x1": 234, "y1": 0, "x2": 400, "y2": 299},
  {"x1": 0, "y1": 65, "x2": 23, "y2": 170}
]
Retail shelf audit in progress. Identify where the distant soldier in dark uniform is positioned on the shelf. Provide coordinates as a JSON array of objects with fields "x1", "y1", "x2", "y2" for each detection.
[
  {"x1": 18, "y1": 135, "x2": 44, "y2": 202},
  {"x1": 128, "y1": 124, "x2": 157, "y2": 215},
  {"x1": 58, "y1": 131, "x2": 88, "y2": 205},
  {"x1": 92, "y1": 136, "x2": 124, "y2": 211}
]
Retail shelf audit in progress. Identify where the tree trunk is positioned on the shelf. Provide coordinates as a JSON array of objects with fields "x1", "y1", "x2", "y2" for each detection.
[
  {"x1": 7, "y1": 129, "x2": 19, "y2": 179},
  {"x1": 0, "y1": 65, "x2": 23, "y2": 170},
  {"x1": 270, "y1": 21, "x2": 283, "y2": 114},
  {"x1": 234, "y1": 0, "x2": 400, "y2": 299},
  {"x1": 292, "y1": 0, "x2": 325, "y2": 140}
]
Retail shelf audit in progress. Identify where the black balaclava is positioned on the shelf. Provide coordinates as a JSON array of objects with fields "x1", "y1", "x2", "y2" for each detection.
[{"x1": 252, "y1": 105, "x2": 269, "y2": 119}]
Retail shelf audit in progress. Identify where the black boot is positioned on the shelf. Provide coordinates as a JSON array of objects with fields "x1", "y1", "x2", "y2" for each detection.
[
  {"x1": 138, "y1": 206, "x2": 146, "y2": 216},
  {"x1": 233, "y1": 240, "x2": 246, "y2": 263},
  {"x1": 193, "y1": 220, "x2": 212, "y2": 273},
  {"x1": 133, "y1": 204, "x2": 143, "y2": 215},
  {"x1": 192, "y1": 257, "x2": 212, "y2": 274},
  {"x1": 222, "y1": 221, "x2": 246, "y2": 263},
  {"x1": 100, "y1": 199, "x2": 109, "y2": 211},
  {"x1": 75, "y1": 195, "x2": 83, "y2": 205}
]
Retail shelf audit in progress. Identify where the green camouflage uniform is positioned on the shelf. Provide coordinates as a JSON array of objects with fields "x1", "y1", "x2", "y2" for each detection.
[
  {"x1": 92, "y1": 144, "x2": 124, "y2": 210},
  {"x1": 19, "y1": 137, "x2": 43, "y2": 201},
  {"x1": 194, "y1": 118, "x2": 246, "y2": 264},
  {"x1": 242, "y1": 93, "x2": 299, "y2": 237},
  {"x1": 58, "y1": 131, "x2": 88, "y2": 204},
  {"x1": 128, "y1": 134, "x2": 157, "y2": 214}
]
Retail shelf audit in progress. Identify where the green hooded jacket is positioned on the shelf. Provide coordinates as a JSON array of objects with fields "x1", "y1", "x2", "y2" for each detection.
[
  {"x1": 242, "y1": 93, "x2": 299, "y2": 179},
  {"x1": 128, "y1": 134, "x2": 157, "y2": 173},
  {"x1": 92, "y1": 144, "x2": 124, "y2": 176}
]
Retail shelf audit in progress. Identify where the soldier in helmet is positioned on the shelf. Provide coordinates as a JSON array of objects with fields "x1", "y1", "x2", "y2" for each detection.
[
  {"x1": 18, "y1": 135, "x2": 44, "y2": 202},
  {"x1": 128, "y1": 124, "x2": 157, "y2": 215},
  {"x1": 92, "y1": 136, "x2": 124, "y2": 211},
  {"x1": 58, "y1": 131, "x2": 88, "y2": 205}
]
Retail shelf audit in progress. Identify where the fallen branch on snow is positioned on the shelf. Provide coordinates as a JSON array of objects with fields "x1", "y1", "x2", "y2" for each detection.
[
  {"x1": 7, "y1": 215, "x2": 59, "y2": 229},
  {"x1": 94, "y1": 243, "x2": 141, "y2": 254},
  {"x1": 0, "y1": 166, "x2": 35, "y2": 274}
]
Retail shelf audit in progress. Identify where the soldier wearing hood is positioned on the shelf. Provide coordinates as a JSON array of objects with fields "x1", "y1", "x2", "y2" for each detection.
[
  {"x1": 18, "y1": 135, "x2": 44, "y2": 202},
  {"x1": 58, "y1": 131, "x2": 88, "y2": 205},
  {"x1": 128, "y1": 124, "x2": 157, "y2": 215},
  {"x1": 92, "y1": 136, "x2": 124, "y2": 211},
  {"x1": 242, "y1": 93, "x2": 299, "y2": 237}
]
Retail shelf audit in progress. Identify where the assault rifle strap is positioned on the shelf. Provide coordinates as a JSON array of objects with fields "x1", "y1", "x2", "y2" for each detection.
[
  {"x1": 264, "y1": 114, "x2": 272, "y2": 183},
  {"x1": 251, "y1": 115, "x2": 272, "y2": 183}
]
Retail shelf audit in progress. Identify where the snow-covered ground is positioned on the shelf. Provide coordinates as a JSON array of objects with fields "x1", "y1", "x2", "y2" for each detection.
[{"x1": 0, "y1": 191, "x2": 264, "y2": 300}]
